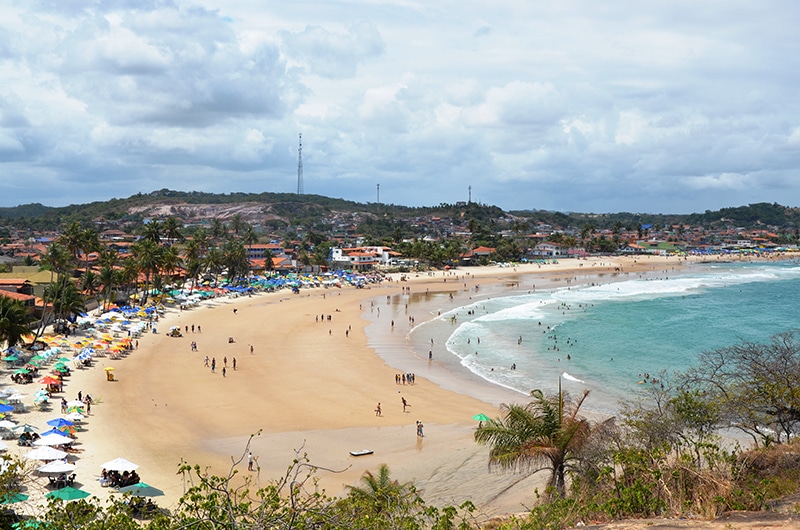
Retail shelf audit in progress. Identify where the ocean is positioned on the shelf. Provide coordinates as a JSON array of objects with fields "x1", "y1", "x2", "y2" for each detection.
[{"x1": 391, "y1": 261, "x2": 800, "y2": 415}]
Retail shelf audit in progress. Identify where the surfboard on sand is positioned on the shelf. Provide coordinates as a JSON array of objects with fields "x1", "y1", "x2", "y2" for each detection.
[{"x1": 349, "y1": 449, "x2": 373, "y2": 457}]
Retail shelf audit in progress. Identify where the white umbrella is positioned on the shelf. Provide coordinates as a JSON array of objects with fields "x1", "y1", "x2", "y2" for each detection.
[
  {"x1": 0, "y1": 420, "x2": 16, "y2": 430},
  {"x1": 33, "y1": 433, "x2": 74, "y2": 446},
  {"x1": 66, "y1": 400, "x2": 86, "y2": 409},
  {"x1": 37, "y1": 461, "x2": 76, "y2": 474},
  {"x1": 101, "y1": 457, "x2": 139, "y2": 472},
  {"x1": 0, "y1": 440, "x2": 8, "y2": 451},
  {"x1": 26, "y1": 446, "x2": 68, "y2": 461}
]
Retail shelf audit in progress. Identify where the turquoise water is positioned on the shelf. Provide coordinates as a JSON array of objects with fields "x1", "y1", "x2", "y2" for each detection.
[{"x1": 427, "y1": 262, "x2": 800, "y2": 414}]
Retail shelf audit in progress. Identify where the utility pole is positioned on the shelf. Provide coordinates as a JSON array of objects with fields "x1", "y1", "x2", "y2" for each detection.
[
  {"x1": 468, "y1": 185, "x2": 472, "y2": 204},
  {"x1": 377, "y1": 183, "x2": 380, "y2": 204}
]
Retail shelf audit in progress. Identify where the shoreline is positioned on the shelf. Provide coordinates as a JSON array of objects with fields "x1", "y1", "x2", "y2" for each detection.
[{"x1": 4, "y1": 253, "x2": 793, "y2": 519}]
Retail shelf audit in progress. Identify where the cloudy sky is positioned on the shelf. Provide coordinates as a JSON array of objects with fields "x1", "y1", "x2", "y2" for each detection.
[{"x1": 1, "y1": 1, "x2": 799, "y2": 214}]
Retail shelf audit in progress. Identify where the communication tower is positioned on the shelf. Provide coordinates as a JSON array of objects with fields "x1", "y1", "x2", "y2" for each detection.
[{"x1": 297, "y1": 133, "x2": 303, "y2": 195}]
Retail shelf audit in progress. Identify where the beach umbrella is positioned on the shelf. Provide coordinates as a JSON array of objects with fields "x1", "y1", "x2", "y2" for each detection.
[
  {"x1": 47, "y1": 418, "x2": 74, "y2": 428},
  {"x1": 37, "y1": 461, "x2": 76, "y2": 474},
  {"x1": 12, "y1": 423, "x2": 38, "y2": 433},
  {"x1": 118, "y1": 482, "x2": 164, "y2": 497},
  {"x1": 472, "y1": 413, "x2": 491, "y2": 422},
  {"x1": 38, "y1": 376, "x2": 60, "y2": 386},
  {"x1": 65, "y1": 412, "x2": 84, "y2": 422},
  {"x1": 66, "y1": 406, "x2": 84, "y2": 414},
  {"x1": 33, "y1": 433, "x2": 73, "y2": 446},
  {"x1": 103, "y1": 367, "x2": 115, "y2": 372},
  {"x1": 13, "y1": 368, "x2": 30, "y2": 374},
  {"x1": 26, "y1": 446, "x2": 68, "y2": 461},
  {"x1": 1, "y1": 492, "x2": 28, "y2": 504},
  {"x1": 101, "y1": 457, "x2": 138, "y2": 472},
  {"x1": 66, "y1": 400, "x2": 85, "y2": 409},
  {"x1": 46, "y1": 486, "x2": 91, "y2": 501},
  {"x1": 0, "y1": 419, "x2": 16, "y2": 430},
  {"x1": 3, "y1": 356, "x2": 19, "y2": 363},
  {"x1": 0, "y1": 440, "x2": 8, "y2": 451}
]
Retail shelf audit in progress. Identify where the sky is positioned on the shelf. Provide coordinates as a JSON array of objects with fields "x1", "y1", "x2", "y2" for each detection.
[{"x1": 1, "y1": 1, "x2": 800, "y2": 214}]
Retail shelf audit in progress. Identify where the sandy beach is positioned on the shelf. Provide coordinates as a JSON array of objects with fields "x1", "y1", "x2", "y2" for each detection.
[{"x1": 2, "y1": 253, "x2": 771, "y2": 520}]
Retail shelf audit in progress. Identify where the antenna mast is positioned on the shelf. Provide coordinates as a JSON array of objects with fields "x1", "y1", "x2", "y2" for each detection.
[{"x1": 297, "y1": 133, "x2": 304, "y2": 195}]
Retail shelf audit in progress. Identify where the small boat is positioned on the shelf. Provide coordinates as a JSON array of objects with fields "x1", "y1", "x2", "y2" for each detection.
[{"x1": 349, "y1": 449, "x2": 373, "y2": 457}]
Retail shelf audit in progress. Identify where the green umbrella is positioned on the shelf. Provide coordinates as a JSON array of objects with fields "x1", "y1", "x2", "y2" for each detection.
[
  {"x1": 12, "y1": 520, "x2": 48, "y2": 529},
  {"x1": 119, "y1": 482, "x2": 164, "y2": 497},
  {"x1": 3, "y1": 356, "x2": 19, "y2": 362},
  {"x1": 14, "y1": 368, "x2": 30, "y2": 374},
  {"x1": 1, "y1": 492, "x2": 29, "y2": 504},
  {"x1": 46, "y1": 487, "x2": 91, "y2": 501},
  {"x1": 472, "y1": 413, "x2": 490, "y2": 422},
  {"x1": 57, "y1": 358, "x2": 71, "y2": 363}
]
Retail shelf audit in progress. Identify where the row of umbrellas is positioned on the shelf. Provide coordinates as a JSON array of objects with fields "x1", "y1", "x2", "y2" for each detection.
[{"x1": 2, "y1": 482, "x2": 163, "y2": 504}]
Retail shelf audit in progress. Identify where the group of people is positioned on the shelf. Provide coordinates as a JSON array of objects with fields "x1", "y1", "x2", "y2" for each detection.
[
  {"x1": 18, "y1": 431, "x2": 40, "y2": 446},
  {"x1": 395, "y1": 373, "x2": 416, "y2": 385},
  {"x1": 100, "y1": 468, "x2": 140, "y2": 488}
]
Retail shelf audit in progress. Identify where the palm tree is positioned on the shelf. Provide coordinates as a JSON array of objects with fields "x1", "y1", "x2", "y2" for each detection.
[
  {"x1": 80, "y1": 270, "x2": 99, "y2": 300},
  {"x1": 142, "y1": 220, "x2": 163, "y2": 244},
  {"x1": 130, "y1": 239, "x2": 162, "y2": 304},
  {"x1": 59, "y1": 221, "x2": 84, "y2": 263},
  {"x1": 210, "y1": 218, "x2": 227, "y2": 243},
  {"x1": 159, "y1": 246, "x2": 183, "y2": 285},
  {"x1": 202, "y1": 247, "x2": 225, "y2": 287},
  {"x1": 345, "y1": 464, "x2": 416, "y2": 516},
  {"x1": 162, "y1": 216, "x2": 184, "y2": 245},
  {"x1": 223, "y1": 240, "x2": 249, "y2": 282},
  {"x1": 43, "y1": 276, "x2": 86, "y2": 324},
  {"x1": 474, "y1": 388, "x2": 599, "y2": 498},
  {"x1": 36, "y1": 242, "x2": 71, "y2": 338},
  {"x1": 98, "y1": 265, "x2": 119, "y2": 311},
  {"x1": 0, "y1": 295, "x2": 32, "y2": 349},
  {"x1": 229, "y1": 213, "x2": 245, "y2": 238}
]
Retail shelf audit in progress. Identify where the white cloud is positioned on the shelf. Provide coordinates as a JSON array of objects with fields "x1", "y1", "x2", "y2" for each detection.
[{"x1": 1, "y1": 0, "x2": 800, "y2": 213}]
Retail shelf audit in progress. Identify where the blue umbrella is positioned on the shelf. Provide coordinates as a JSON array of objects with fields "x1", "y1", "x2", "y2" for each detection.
[
  {"x1": 0, "y1": 404, "x2": 14, "y2": 413},
  {"x1": 46, "y1": 418, "x2": 74, "y2": 428}
]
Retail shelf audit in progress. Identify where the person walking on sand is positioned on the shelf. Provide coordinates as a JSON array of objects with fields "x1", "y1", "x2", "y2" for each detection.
[
  {"x1": 211, "y1": 358, "x2": 216, "y2": 373},
  {"x1": 232, "y1": 357, "x2": 237, "y2": 370},
  {"x1": 248, "y1": 452, "x2": 254, "y2": 471},
  {"x1": 250, "y1": 344, "x2": 254, "y2": 354},
  {"x1": 402, "y1": 396, "x2": 410, "y2": 412},
  {"x1": 222, "y1": 367, "x2": 226, "y2": 377},
  {"x1": 204, "y1": 356, "x2": 209, "y2": 367},
  {"x1": 375, "y1": 402, "x2": 382, "y2": 416}
]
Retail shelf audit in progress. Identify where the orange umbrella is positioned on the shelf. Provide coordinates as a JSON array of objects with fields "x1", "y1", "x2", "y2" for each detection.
[{"x1": 38, "y1": 376, "x2": 61, "y2": 385}]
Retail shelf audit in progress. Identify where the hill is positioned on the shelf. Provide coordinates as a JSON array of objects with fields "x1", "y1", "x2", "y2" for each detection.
[{"x1": 1, "y1": 190, "x2": 799, "y2": 234}]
